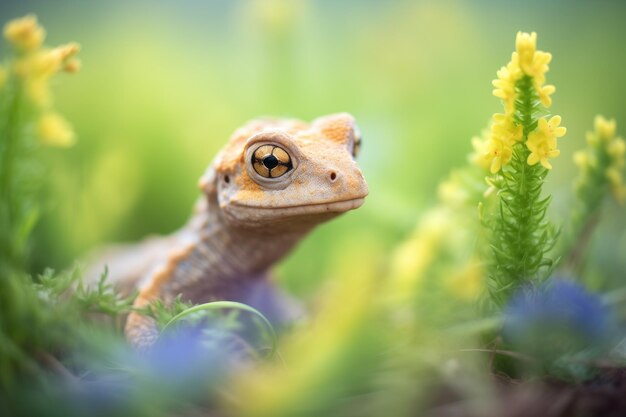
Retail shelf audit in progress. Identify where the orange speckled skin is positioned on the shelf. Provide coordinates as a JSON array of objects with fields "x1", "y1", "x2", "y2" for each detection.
[{"x1": 120, "y1": 113, "x2": 368, "y2": 350}]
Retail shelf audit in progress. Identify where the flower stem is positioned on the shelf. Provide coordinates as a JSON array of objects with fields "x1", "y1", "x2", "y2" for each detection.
[{"x1": 489, "y1": 76, "x2": 555, "y2": 305}]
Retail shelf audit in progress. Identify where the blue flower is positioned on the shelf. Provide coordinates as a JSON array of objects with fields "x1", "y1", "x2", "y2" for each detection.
[{"x1": 503, "y1": 278, "x2": 617, "y2": 363}]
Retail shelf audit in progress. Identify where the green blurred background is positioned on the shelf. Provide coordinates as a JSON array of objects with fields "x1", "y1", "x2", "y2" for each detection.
[{"x1": 1, "y1": 0, "x2": 625, "y2": 297}]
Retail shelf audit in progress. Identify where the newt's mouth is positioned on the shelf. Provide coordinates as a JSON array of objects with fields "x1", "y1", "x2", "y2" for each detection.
[{"x1": 232, "y1": 197, "x2": 366, "y2": 215}]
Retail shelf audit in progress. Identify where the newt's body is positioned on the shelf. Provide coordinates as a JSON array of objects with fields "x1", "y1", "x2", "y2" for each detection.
[{"x1": 88, "y1": 113, "x2": 368, "y2": 350}]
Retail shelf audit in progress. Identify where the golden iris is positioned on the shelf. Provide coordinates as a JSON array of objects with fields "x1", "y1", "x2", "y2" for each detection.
[{"x1": 251, "y1": 145, "x2": 293, "y2": 178}]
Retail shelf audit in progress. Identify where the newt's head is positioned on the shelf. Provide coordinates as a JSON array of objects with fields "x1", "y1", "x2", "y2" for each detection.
[{"x1": 200, "y1": 113, "x2": 368, "y2": 228}]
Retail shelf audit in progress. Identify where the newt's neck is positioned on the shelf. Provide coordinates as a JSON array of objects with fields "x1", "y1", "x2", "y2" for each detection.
[{"x1": 159, "y1": 194, "x2": 317, "y2": 302}]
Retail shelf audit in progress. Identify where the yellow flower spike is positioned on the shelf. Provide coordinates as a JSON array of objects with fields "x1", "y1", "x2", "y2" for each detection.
[
  {"x1": 4, "y1": 15, "x2": 46, "y2": 52},
  {"x1": 37, "y1": 112, "x2": 76, "y2": 147},
  {"x1": 488, "y1": 32, "x2": 562, "y2": 174},
  {"x1": 594, "y1": 115, "x2": 617, "y2": 141}
]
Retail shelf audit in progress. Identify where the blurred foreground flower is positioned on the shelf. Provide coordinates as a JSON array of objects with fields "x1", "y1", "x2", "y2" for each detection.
[
  {"x1": 37, "y1": 111, "x2": 75, "y2": 147},
  {"x1": 145, "y1": 325, "x2": 236, "y2": 386},
  {"x1": 503, "y1": 278, "x2": 617, "y2": 377},
  {"x1": 57, "y1": 325, "x2": 236, "y2": 417},
  {"x1": 389, "y1": 172, "x2": 488, "y2": 308},
  {"x1": 229, "y1": 246, "x2": 384, "y2": 417}
]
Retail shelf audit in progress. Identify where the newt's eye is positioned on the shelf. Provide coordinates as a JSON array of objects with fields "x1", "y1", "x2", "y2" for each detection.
[
  {"x1": 352, "y1": 127, "x2": 362, "y2": 158},
  {"x1": 251, "y1": 145, "x2": 293, "y2": 178}
]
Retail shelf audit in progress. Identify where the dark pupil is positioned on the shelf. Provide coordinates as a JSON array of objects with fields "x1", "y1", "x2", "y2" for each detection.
[{"x1": 263, "y1": 154, "x2": 279, "y2": 169}]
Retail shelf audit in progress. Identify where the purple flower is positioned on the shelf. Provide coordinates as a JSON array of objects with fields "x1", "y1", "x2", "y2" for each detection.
[{"x1": 143, "y1": 324, "x2": 239, "y2": 386}]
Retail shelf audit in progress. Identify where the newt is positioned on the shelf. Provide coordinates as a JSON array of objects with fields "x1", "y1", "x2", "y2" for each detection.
[{"x1": 87, "y1": 113, "x2": 368, "y2": 350}]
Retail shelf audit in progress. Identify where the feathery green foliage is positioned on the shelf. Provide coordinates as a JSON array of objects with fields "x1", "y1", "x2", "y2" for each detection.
[{"x1": 487, "y1": 75, "x2": 559, "y2": 306}]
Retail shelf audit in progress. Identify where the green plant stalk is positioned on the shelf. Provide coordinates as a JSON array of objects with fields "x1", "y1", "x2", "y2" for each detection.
[
  {"x1": 1, "y1": 76, "x2": 42, "y2": 277},
  {"x1": 0, "y1": 76, "x2": 24, "y2": 271},
  {"x1": 488, "y1": 75, "x2": 555, "y2": 306},
  {"x1": 0, "y1": 70, "x2": 39, "y2": 391},
  {"x1": 160, "y1": 301, "x2": 278, "y2": 358}
]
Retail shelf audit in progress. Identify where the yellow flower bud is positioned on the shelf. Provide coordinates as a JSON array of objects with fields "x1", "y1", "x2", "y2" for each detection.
[
  {"x1": 492, "y1": 57, "x2": 522, "y2": 112},
  {"x1": 537, "y1": 84, "x2": 555, "y2": 107},
  {"x1": 526, "y1": 116, "x2": 565, "y2": 169},
  {"x1": 438, "y1": 176, "x2": 469, "y2": 207},
  {"x1": 469, "y1": 135, "x2": 491, "y2": 171},
  {"x1": 14, "y1": 50, "x2": 61, "y2": 81},
  {"x1": 63, "y1": 58, "x2": 81, "y2": 73},
  {"x1": 613, "y1": 185, "x2": 626, "y2": 204},
  {"x1": 4, "y1": 15, "x2": 45, "y2": 51},
  {"x1": 573, "y1": 150, "x2": 588, "y2": 169},
  {"x1": 586, "y1": 131, "x2": 598, "y2": 147},
  {"x1": 52, "y1": 42, "x2": 80, "y2": 61},
  {"x1": 594, "y1": 115, "x2": 616, "y2": 141},
  {"x1": 26, "y1": 79, "x2": 52, "y2": 108},
  {"x1": 515, "y1": 31, "x2": 537, "y2": 73},
  {"x1": 38, "y1": 112, "x2": 75, "y2": 147},
  {"x1": 606, "y1": 167, "x2": 623, "y2": 187},
  {"x1": 446, "y1": 258, "x2": 483, "y2": 301},
  {"x1": 33, "y1": 51, "x2": 62, "y2": 77},
  {"x1": 608, "y1": 137, "x2": 625, "y2": 161},
  {"x1": 606, "y1": 166, "x2": 626, "y2": 204}
]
